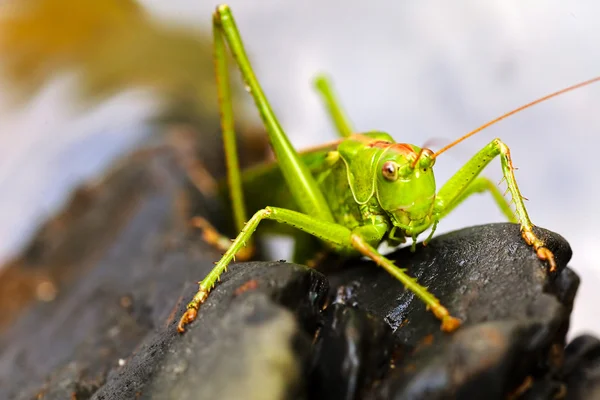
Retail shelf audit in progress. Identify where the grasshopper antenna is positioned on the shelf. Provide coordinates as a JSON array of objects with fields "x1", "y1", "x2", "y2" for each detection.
[
  {"x1": 411, "y1": 137, "x2": 453, "y2": 168},
  {"x1": 432, "y1": 76, "x2": 600, "y2": 159}
]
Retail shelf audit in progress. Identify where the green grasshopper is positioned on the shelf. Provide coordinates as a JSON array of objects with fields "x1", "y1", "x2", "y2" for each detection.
[{"x1": 177, "y1": 4, "x2": 600, "y2": 333}]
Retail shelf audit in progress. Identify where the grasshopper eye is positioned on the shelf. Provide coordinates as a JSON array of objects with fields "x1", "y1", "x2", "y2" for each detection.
[{"x1": 381, "y1": 161, "x2": 399, "y2": 181}]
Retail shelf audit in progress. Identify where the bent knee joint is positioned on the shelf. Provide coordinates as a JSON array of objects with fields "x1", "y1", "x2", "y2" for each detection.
[
  {"x1": 491, "y1": 138, "x2": 509, "y2": 154},
  {"x1": 252, "y1": 208, "x2": 272, "y2": 221}
]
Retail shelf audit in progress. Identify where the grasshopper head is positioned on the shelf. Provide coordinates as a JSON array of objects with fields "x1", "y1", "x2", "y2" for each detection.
[{"x1": 376, "y1": 145, "x2": 436, "y2": 228}]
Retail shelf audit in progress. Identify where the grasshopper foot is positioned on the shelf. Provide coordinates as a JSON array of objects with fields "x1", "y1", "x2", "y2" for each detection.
[
  {"x1": 521, "y1": 230, "x2": 557, "y2": 273},
  {"x1": 177, "y1": 287, "x2": 209, "y2": 333},
  {"x1": 535, "y1": 247, "x2": 557, "y2": 273},
  {"x1": 431, "y1": 303, "x2": 461, "y2": 333},
  {"x1": 177, "y1": 308, "x2": 197, "y2": 333},
  {"x1": 441, "y1": 315, "x2": 462, "y2": 332}
]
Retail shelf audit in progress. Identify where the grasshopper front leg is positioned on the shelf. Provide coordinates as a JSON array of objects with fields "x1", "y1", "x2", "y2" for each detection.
[
  {"x1": 433, "y1": 138, "x2": 556, "y2": 271},
  {"x1": 178, "y1": 207, "x2": 348, "y2": 332},
  {"x1": 178, "y1": 207, "x2": 460, "y2": 333}
]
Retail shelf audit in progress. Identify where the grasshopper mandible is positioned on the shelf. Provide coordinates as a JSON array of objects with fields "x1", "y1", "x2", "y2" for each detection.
[{"x1": 178, "y1": 4, "x2": 600, "y2": 333}]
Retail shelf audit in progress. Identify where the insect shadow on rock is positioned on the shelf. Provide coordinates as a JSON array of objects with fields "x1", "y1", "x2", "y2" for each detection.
[{"x1": 177, "y1": 4, "x2": 600, "y2": 333}]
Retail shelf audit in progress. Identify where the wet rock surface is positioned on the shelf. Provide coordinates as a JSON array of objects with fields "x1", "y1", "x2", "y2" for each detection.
[
  {"x1": 557, "y1": 335, "x2": 600, "y2": 399},
  {"x1": 325, "y1": 223, "x2": 577, "y2": 399},
  {"x1": 0, "y1": 146, "x2": 596, "y2": 399},
  {"x1": 307, "y1": 302, "x2": 394, "y2": 400}
]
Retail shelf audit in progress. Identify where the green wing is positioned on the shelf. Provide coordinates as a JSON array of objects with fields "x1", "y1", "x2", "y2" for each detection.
[
  {"x1": 215, "y1": 143, "x2": 336, "y2": 237},
  {"x1": 215, "y1": 142, "x2": 339, "y2": 263},
  {"x1": 240, "y1": 148, "x2": 332, "y2": 214}
]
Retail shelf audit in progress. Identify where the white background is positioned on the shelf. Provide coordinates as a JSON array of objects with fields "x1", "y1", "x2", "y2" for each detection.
[{"x1": 1, "y1": 1, "x2": 599, "y2": 337}]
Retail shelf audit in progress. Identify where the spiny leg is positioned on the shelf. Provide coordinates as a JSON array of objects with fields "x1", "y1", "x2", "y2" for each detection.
[
  {"x1": 214, "y1": 5, "x2": 334, "y2": 223},
  {"x1": 314, "y1": 75, "x2": 354, "y2": 138},
  {"x1": 178, "y1": 207, "x2": 459, "y2": 333},
  {"x1": 206, "y1": 4, "x2": 337, "y2": 264},
  {"x1": 349, "y1": 229, "x2": 461, "y2": 332},
  {"x1": 179, "y1": 5, "x2": 339, "y2": 333},
  {"x1": 433, "y1": 138, "x2": 556, "y2": 271},
  {"x1": 435, "y1": 177, "x2": 517, "y2": 223},
  {"x1": 184, "y1": 5, "x2": 263, "y2": 263},
  {"x1": 213, "y1": 9, "x2": 247, "y2": 235},
  {"x1": 420, "y1": 177, "x2": 514, "y2": 246},
  {"x1": 178, "y1": 206, "x2": 351, "y2": 332}
]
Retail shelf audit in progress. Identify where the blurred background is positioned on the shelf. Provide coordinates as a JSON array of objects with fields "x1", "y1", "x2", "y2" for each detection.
[{"x1": 0, "y1": 0, "x2": 599, "y2": 337}]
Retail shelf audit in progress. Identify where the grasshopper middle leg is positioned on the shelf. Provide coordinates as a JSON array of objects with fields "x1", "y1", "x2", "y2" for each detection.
[{"x1": 314, "y1": 74, "x2": 354, "y2": 138}]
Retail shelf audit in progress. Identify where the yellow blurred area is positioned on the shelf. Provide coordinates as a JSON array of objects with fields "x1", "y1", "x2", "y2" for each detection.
[{"x1": 0, "y1": 0, "x2": 217, "y2": 118}]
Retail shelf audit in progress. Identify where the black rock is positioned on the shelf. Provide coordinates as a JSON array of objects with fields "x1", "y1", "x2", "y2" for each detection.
[
  {"x1": 0, "y1": 149, "x2": 226, "y2": 399},
  {"x1": 308, "y1": 303, "x2": 393, "y2": 400},
  {"x1": 0, "y1": 143, "x2": 589, "y2": 400},
  {"x1": 561, "y1": 335, "x2": 600, "y2": 399},
  {"x1": 93, "y1": 261, "x2": 328, "y2": 400},
  {"x1": 326, "y1": 223, "x2": 577, "y2": 399}
]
